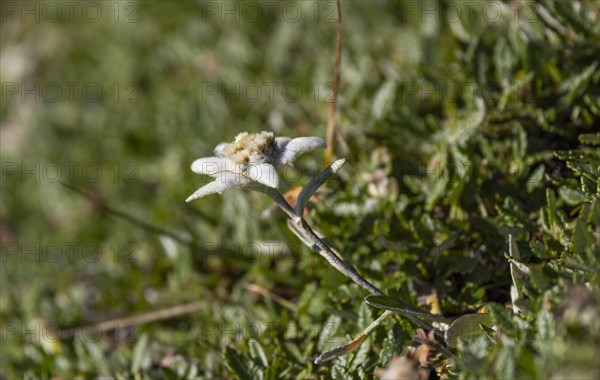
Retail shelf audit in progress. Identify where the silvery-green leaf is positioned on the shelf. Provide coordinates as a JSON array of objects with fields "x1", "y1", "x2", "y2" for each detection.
[
  {"x1": 276, "y1": 137, "x2": 326, "y2": 166},
  {"x1": 287, "y1": 219, "x2": 316, "y2": 249},
  {"x1": 295, "y1": 158, "x2": 346, "y2": 215},
  {"x1": 247, "y1": 163, "x2": 279, "y2": 188},
  {"x1": 191, "y1": 157, "x2": 237, "y2": 177},
  {"x1": 274, "y1": 137, "x2": 291, "y2": 150},
  {"x1": 213, "y1": 142, "x2": 229, "y2": 156},
  {"x1": 185, "y1": 174, "x2": 247, "y2": 202}
]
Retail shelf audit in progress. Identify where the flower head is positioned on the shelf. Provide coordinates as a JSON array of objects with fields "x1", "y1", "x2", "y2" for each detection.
[{"x1": 186, "y1": 131, "x2": 326, "y2": 202}]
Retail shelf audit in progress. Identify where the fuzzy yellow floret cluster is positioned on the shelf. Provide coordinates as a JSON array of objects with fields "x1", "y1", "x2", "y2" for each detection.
[{"x1": 225, "y1": 131, "x2": 276, "y2": 164}]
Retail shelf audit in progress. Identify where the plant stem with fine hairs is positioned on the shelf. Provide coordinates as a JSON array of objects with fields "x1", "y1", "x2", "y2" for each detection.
[{"x1": 262, "y1": 187, "x2": 383, "y2": 295}]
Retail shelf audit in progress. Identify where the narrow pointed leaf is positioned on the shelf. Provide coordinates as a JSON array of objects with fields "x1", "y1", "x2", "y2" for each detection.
[
  {"x1": 295, "y1": 158, "x2": 346, "y2": 215},
  {"x1": 249, "y1": 339, "x2": 269, "y2": 368},
  {"x1": 315, "y1": 311, "x2": 393, "y2": 364},
  {"x1": 364, "y1": 295, "x2": 450, "y2": 323}
]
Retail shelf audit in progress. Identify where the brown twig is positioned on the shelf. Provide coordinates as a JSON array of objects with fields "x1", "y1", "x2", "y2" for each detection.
[
  {"x1": 325, "y1": 0, "x2": 342, "y2": 166},
  {"x1": 57, "y1": 301, "x2": 204, "y2": 339},
  {"x1": 243, "y1": 283, "x2": 297, "y2": 311}
]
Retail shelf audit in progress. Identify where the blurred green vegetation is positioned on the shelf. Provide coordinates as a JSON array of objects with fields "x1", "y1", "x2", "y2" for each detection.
[{"x1": 1, "y1": 0, "x2": 599, "y2": 379}]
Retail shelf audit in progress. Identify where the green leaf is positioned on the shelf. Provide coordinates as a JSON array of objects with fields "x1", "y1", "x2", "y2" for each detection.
[
  {"x1": 559, "y1": 187, "x2": 589, "y2": 205},
  {"x1": 331, "y1": 364, "x2": 349, "y2": 380},
  {"x1": 529, "y1": 265, "x2": 552, "y2": 292},
  {"x1": 507, "y1": 234, "x2": 528, "y2": 313},
  {"x1": 378, "y1": 323, "x2": 403, "y2": 364},
  {"x1": 435, "y1": 97, "x2": 486, "y2": 147},
  {"x1": 495, "y1": 345, "x2": 516, "y2": 380},
  {"x1": 131, "y1": 333, "x2": 150, "y2": 375},
  {"x1": 497, "y1": 197, "x2": 536, "y2": 230},
  {"x1": 444, "y1": 313, "x2": 495, "y2": 348},
  {"x1": 318, "y1": 315, "x2": 342, "y2": 351},
  {"x1": 530, "y1": 241, "x2": 552, "y2": 259},
  {"x1": 348, "y1": 333, "x2": 371, "y2": 372},
  {"x1": 580, "y1": 175, "x2": 598, "y2": 198},
  {"x1": 536, "y1": 308, "x2": 555, "y2": 342},
  {"x1": 425, "y1": 149, "x2": 450, "y2": 210},
  {"x1": 578, "y1": 133, "x2": 600, "y2": 146},
  {"x1": 489, "y1": 303, "x2": 514, "y2": 336},
  {"x1": 525, "y1": 164, "x2": 545, "y2": 193},
  {"x1": 224, "y1": 347, "x2": 255, "y2": 380},
  {"x1": 571, "y1": 216, "x2": 594, "y2": 255},
  {"x1": 555, "y1": 150, "x2": 600, "y2": 180},
  {"x1": 364, "y1": 295, "x2": 449, "y2": 323},
  {"x1": 315, "y1": 310, "x2": 393, "y2": 364},
  {"x1": 249, "y1": 339, "x2": 268, "y2": 369},
  {"x1": 263, "y1": 354, "x2": 282, "y2": 380},
  {"x1": 372, "y1": 80, "x2": 397, "y2": 120},
  {"x1": 541, "y1": 188, "x2": 564, "y2": 239},
  {"x1": 295, "y1": 159, "x2": 346, "y2": 215},
  {"x1": 357, "y1": 301, "x2": 373, "y2": 329},
  {"x1": 512, "y1": 123, "x2": 528, "y2": 160},
  {"x1": 560, "y1": 61, "x2": 598, "y2": 105}
]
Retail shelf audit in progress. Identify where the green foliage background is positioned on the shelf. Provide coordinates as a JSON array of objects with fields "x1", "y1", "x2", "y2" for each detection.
[{"x1": 1, "y1": 0, "x2": 599, "y2": 378}]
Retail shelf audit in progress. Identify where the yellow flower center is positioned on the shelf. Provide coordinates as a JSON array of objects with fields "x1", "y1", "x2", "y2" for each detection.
[{"x1": 226, "y1": 131, "x2": 275, "y2": 164}]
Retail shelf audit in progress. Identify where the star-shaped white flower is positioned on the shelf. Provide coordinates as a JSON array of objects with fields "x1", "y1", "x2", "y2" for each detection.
[{"x1": 186, "y1": 131, "x2": 326, "y2": 202}]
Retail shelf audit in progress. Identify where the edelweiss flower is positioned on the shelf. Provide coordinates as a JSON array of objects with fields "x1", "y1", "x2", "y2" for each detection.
[{"x1": 186, "y1": 131, "x2": 326, "y2": 202}]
